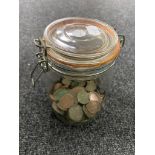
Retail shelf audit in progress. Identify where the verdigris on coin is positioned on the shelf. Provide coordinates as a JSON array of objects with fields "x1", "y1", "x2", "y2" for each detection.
[
  {"x1": 68, "y1": 105, "x2": 84, "y2": 122},
  {"x1": 86, "y1": 80, "x2": 97, "y2": 92},
  {"x1": 53, "y1": 88, "x2": 69, "y2": 102},
  {"x1": 49, "y1": 78, "x2": 105, "y2": 124},
  {"x1": 77, "y1": 89, "x2": 89, "y2": 105},
  {"x1": 62, "y1": 78, "x2": 71, "y2": 87}
]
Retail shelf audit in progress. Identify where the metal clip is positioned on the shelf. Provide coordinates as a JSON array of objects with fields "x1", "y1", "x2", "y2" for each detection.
[
  {"x1": 113, "y1": 28, "x2": 125, "y2": 48},
  {"x1": 118, "y1": 35, "x2": 125, "y2": 47},
  {"x1": 31, "y1": 38, "x2": 51, "y2": 87}
]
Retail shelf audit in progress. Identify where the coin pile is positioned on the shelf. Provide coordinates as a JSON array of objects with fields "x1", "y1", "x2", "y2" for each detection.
[{"x1": 49, "y1": 78, "x2": 105, "y2": 123}]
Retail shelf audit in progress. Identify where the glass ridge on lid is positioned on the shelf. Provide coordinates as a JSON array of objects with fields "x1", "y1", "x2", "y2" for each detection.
[
  {"x1": 50, "y1": 24, "x2": 110, "y2": 54},
  {"x1": 43, "y1": 18, "x2": 119, "y2": 59}
]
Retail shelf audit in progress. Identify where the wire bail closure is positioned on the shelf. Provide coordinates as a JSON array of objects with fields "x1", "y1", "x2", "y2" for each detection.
[{"x1": 31, "y1": 37, "x2": 51, "y2": 87}]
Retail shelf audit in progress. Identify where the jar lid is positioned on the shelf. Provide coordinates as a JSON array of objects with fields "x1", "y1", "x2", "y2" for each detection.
[{"x1": 43, "y1": 17, "x2": 121, "y2": 69}]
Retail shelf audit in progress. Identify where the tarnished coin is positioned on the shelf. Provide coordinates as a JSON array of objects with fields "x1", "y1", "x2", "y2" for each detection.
[
  {"x1": 68, "y1": 105, "x2": 83, "y2": 122},
  {"x1": 70, "y1": 80, "x2": 79, "y2": 87},
  {"x1": 86, "y1": 101, "x2": 101, "y2": 114},
  {"x1": 85, "y1": 80, "x2": 96, "y2": 92},
  {"x1": 57, "y1": 93, "x2": 74, "y2": 111},
  {"x1": 52, "y1": 102, "x2": 64, "y2": 115},
  {"x1": 49, "y1": 94, "x2": 56, "y2": 102},
  {"x1": 70, "y1": 86, "x2": 85, "y2": 96},
  {"x1": 77, "y1": 90, "x2": 89, "y2": 104},
  {"x1": 62, "y1": 78, "x2": 71, "y2": 86},
  {"x1": 78, "y1": 81, "x2": 86, "y2": 87},
  {"x1": 89, "y1": 92, "x2": 102, "y2": 104},
  {"x1": 83, "y1": 105, "x2": 95, "y2": 118},
  {"x1": 53, "y1": 88, "x2": 69, "y2": 101},
  {"x1": 54, "y1": 83, "x2": 62, "y2": 90}
]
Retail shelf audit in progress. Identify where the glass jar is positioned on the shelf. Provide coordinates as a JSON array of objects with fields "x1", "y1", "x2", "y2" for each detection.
[{"x1": 31, "y1": 17, "x2": 125, "y2": 124}]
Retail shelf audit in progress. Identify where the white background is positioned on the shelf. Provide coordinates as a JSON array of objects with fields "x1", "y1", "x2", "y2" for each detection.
[
  {"x1": 0, "y1": 0, "x2": 155, "y2": 154},
  {"x1": 135, "y1": 0, "x2": 155, "y2": 154}
]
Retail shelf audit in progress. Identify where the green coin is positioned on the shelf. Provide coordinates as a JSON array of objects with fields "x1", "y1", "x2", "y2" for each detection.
[
  {"x1": 68, "y1": 105, "x2": 83, "y2": 122},
  {"x1": 70, "y1": 80, "x2": 79, "y2": 87},
  {"x1": 51, "y1": 102, "x2": 64, "y2": 115},
  {"x1": 53, "y1": 88, "x2": 69, "y2": 101},
  {"x1": 77, "y1": 90, "x2": 89, "y2": 104},
  {"x1": 85, "y1": 80, "x2": 96, "y2": 92},
  {"x1": 62, "y1": 78, "x2": 71, "y2": 86}
]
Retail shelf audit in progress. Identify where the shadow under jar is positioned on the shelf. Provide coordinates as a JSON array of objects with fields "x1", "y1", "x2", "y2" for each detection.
[{"x1": 31, "y1": 17, "x2": 125, "y2": 125}]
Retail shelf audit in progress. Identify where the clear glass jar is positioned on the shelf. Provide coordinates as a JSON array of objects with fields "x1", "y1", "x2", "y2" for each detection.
[{"x1": 31, "y1": 17, "x2": 125, "y2": 124}]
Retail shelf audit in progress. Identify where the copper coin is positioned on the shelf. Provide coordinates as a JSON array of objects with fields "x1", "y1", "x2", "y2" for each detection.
[
  {"x1": 57, "y1": 93, "x2": 74, "y2": 111},
  {"x1": 54, "y1": 83, "x2": 62, "y2": 90},
  {"x1": 70, "y1": 86, "x2": 85, "y2": 96},
  {"x1": 86, "y1": 101, "x2": 101, "y2": 114},
  {"x1": 82, "y1": 105, "x2": 95, "y2": 118},
  {"x1": 49, "y1": 94, "x2": 56, "y2": 102},
  {"x1": 52, "y1": 102, "x2": 64, "y2": 115},
  {"x1": 89, "y1": 92, "x2": 102, "y2": 104}
]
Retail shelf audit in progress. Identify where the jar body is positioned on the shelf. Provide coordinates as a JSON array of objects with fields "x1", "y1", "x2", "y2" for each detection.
[{"x1": 48, "y1": 66, "x2": 113, "y2": 124}]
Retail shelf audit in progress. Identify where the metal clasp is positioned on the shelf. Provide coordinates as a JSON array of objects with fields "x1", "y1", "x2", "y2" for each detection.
[
  {"x1": 118, "y1": 35, "x2": 125, "y2": 47},
  {"x1": 31, "y1": 38, "x2": 51, "y2": 87},
  {"x1": 113, "y1": 28, "x2": 125, "y2": 48}
]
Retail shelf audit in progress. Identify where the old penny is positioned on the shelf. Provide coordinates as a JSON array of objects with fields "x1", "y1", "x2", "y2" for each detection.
[
  {"x1": 62, "y1": 78, "x2": 71, "y2": 86},
  {"x1": 85, "y1": 80, "x2": 96, "y2": 92},
  {"x1": 77, "y1": 90, "x2": 89, "y2": 104},
  {"x1": 57, "y1": 93, "x2": 74, "y2": 111},
  {"x1": 86, "y1": 101, "x2": 101, "y2": 114},
  {"x1": 49, "y1": 94, "x2": 56, "y2": 102},
  {"x1": 54, "y1": 83, "x2": 62, "y2": 90},
  {"x1": 70, "y1": 86, "x2": 85, "y2": 96},
  {"x1": 82, "y1": 105, "x2": 95, "y2": 118},
  {"x1": 68, "y1": 105, "x2": 83, "y2": 122},
  {"x1": 51, "y1": 102, "x2": 64, "y2": 115},
  {"x1": 53, "y1": 88, "x2": 69, "y2": 101},
  {"x1": 89, "y1": 92, "x2": 102, "y2": 104}
]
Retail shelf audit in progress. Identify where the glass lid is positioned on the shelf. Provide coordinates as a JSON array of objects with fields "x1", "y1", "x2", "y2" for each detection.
[{"x1": 43, "y1": 17, "x2": 118, "y2": 59}]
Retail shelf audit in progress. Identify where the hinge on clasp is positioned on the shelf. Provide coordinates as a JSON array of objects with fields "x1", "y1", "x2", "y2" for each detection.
[{"x1": 31, "y1": 37, "x2": 51, "y2": 87}]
